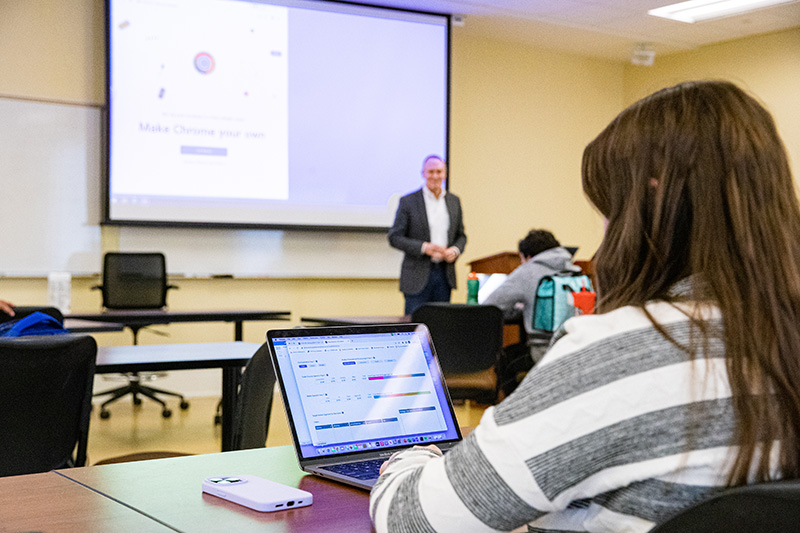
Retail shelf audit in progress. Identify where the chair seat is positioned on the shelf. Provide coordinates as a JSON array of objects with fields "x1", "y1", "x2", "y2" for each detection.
[{"x1": 445, "y1": 368, "x2": 497, "y2": 391}]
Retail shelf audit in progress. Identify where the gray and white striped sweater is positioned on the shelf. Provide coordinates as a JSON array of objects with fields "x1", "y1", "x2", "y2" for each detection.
[{"x1": 370, "y1": 299, "x2": 781, "y2": 532}]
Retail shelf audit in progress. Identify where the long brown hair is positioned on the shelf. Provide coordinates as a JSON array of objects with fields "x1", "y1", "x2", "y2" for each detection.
[{"x1": 582, "y1": 80, "x2": 800, "y2": 485}]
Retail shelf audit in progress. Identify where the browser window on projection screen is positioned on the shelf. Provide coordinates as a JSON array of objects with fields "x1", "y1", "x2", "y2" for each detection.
[{"x1": 106, "y1": 0, "x2": 450, "y2": 229}]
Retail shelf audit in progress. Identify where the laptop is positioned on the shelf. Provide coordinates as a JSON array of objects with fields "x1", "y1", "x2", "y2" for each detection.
[
  {"x1": 477, "y1": 273, "x2": 508, "y2": 303},
  {"x1": 266, "y1": 323, "x2": 463, "y2": 490}
]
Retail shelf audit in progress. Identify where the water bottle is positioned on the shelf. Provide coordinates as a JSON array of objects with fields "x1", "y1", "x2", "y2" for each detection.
[{"x1": 466, "y1": 272, "x2": 479, "y2": 305}]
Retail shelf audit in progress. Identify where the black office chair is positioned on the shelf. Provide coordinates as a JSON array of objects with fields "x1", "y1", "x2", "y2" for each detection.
[
  {"x1": 0, "y1": 334, "x2": 97, "y2": 477},
  {"x1": 92, "y1": 252, "x2": 188, "y2": 419},
  {"x1": 0, "y1": 306, "x2": 64, "y2": 324},
  {"x1": 411, "y1": 303, "x2": 504, "y2": 405},
  {"x1": 231, "y1": 342, "x2": 277, "y2": 450},
  {"x1": 650, "y1": 479, "x2": 800, "y2": 532},
  {"x1": 93, "y1": 252, "x2": 178, "y2": 338}
]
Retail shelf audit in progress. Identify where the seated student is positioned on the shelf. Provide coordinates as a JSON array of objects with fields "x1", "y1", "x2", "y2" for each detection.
[
  {"x1": 370, "y1": 80, "x2": 800, "y2": 532},
  {"x1": 484, "y1": 229, "x2": 580, "y2": 394}
]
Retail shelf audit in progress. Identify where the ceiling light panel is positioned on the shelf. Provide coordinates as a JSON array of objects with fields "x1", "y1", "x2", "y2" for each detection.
[{"x1": 648, "y1": 0, "x2": 797, "y2": 23}]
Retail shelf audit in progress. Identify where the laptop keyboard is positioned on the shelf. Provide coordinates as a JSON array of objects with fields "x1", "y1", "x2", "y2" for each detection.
[{"x1": 320, "y1": 459, "x2": 385, "y2": 480}]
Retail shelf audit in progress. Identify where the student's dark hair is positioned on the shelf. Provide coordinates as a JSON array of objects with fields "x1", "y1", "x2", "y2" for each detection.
[
  {"x1": 518, "y1": 230, "x2": 560, "y2": 259},
  {"x1": 582, "y1": 80, "x2": 800, "y2": 485}
]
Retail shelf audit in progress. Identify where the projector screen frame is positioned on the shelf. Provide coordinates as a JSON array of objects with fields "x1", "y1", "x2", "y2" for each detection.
[{"x1": 102, "y1": 0, "x2": 452, "y2": 233}]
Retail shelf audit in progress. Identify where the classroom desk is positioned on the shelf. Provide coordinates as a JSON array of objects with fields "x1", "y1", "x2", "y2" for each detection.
[
  {"x1": 58, "y1": 445, "x2": 373, "y2": 532},
  {"x1": 64, "y1": 318, "x2": 126, "y2": 333},
  {"x1": 301, "y1": 314, "x2": 525, "y2": 347},
  {"x1": 67, "y1": 309, "x2": 291, "y2": 341},
  {"x1": 96, "y1": 342, "x2": 261, "y2": 452},
  {"x1": 0, "y1": 471, "x2": 173, "y2": 532},
  {"x1": 300, "y1": 315, "x2": 408, "y2": 326}
]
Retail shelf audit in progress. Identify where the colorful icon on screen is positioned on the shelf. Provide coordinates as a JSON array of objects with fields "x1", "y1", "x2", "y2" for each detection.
[{"x1": 194, "y1": 52, "x2": 215, "y2": 74}]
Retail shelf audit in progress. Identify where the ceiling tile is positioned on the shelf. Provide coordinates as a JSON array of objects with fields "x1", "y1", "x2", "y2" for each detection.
[{"x1": 345, "y1": 0, "x2": 800, "y2": 61}]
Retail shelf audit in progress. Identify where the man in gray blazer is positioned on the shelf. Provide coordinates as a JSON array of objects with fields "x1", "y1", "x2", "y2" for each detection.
[{"x1": 388, "y1": 155, "x2": 467, "y2": 315}]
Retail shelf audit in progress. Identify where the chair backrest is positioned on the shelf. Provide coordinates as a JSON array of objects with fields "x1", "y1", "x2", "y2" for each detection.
[
  {"x1": 0, "y1": 334, "x2": 97, "y2": 477},
  {"x1": 411, "y1": 303, "x2": 504, "y2": 403},
  {"x1": 650, "y1": 479, "x2": 800, "y2": 532},
  {"x1": 99, "y1": 252, "x2": 171, "y2": 309},
  {"x1": 231, "y1": 342, "x2": 276, "y2": 450},
  {"x1": 0, "y1": 306, "x2": 64, "y2": 324}
]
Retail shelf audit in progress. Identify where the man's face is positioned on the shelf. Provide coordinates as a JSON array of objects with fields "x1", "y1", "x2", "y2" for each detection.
[{"x1": 422, "y1": 158, "x2": 446, "y2": 196}]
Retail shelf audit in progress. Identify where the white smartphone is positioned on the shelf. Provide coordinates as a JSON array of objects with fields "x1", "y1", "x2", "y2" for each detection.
[{"x1": 202, "y1": 475, "x2": 312, "y2": 512}]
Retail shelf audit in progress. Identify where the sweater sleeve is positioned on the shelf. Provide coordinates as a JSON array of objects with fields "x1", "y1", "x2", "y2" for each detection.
[
  {"x1": 370, "y1": 408, "x2": 556, "y2": 533},
  {"x1": 370, "y1": 302, "x2": 734, "y2": 533}
]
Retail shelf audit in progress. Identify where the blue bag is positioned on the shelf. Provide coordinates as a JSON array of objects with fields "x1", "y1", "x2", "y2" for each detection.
[
  {"x1": 533, "y1": 274, "x2": 594, "y2": 333},
  {"x1": 0, "y1": 312, "x2": 68, "y2": 337}
]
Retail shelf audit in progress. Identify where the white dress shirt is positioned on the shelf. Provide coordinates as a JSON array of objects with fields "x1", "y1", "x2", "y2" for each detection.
[{"x1": 422, "y1": 187, "x2": 449, "y2": 261}]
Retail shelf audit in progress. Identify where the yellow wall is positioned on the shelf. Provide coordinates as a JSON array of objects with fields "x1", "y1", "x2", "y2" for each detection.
[
  {"x1": 623, "y1": 28, "x2": 800, "y2": 183},
  {"x1": 0, "y1": 1, "x2": 104, "y2": 104},
  {"x1": 2, "y1": 2, "x2": 798, "y2": 352},
  {"x1": 449, "y1": 30, "x2": 619, "y2": 267}
]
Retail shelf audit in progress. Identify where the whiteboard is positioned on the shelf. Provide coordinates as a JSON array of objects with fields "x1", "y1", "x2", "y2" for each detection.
[
  {"x1": 0, "y1": 97, "x2": 402, "y2": 278},
  {"x1": 0, "y1": 98, "x2": 103, "y2": 276},
  {"x1": 117, "y1": 226, "x2": 402, "y2": 278}
]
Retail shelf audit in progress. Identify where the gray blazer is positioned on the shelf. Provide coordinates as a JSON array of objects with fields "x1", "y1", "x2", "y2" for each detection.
[{"x1": 388, "y1": 188, "x2": 467, "y2": 295}]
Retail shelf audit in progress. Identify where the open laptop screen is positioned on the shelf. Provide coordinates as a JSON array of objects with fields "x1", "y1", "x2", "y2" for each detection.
[
  {"x1": 268, "y1": 324, "x2": 461, "y2": 461},
  {"x1": 477, "y1": 273, "x2": 508, "y2": 304}
]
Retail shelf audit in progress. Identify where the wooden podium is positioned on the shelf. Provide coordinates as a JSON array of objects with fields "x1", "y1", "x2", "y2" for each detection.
[
  {"x1": 469, "y1": 252, "x2": 521, "y2": 274},
  {"x1": 471, "y1": 251, "x2": 594, "y2": 282}
]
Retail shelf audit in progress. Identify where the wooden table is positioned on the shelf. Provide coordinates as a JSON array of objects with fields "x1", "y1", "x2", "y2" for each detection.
[
  {"x1": 58, "y1": 446, "x2": 373, "y2": 532},
  {"x1": 67, "y1": 309, "x2": 291, "y2": 341},
  {"x1": 96, "y1": 342, "x2": 261, "y2": 452},
  {"x1": 0, "y1": 471, "x2": 172, "y2": 532}
]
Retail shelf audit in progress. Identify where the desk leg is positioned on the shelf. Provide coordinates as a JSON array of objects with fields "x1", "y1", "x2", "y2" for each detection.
[
  {"x1": 221, "y1": 366, "x2": 242, "y2": 452},
  {"x1": 223, "y1": 321, "x2": 243, "y2": 451}
]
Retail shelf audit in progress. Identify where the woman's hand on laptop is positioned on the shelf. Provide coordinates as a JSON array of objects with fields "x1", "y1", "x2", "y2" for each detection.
[{"x1": 379, "y1": 445, "x2": 442, "y2": 475}]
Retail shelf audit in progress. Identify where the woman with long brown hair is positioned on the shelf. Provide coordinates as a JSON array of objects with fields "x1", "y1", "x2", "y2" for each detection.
[
  {"x1": 583, "y1": 80, "x2": 800, "y2": 487},
  {"x1": 370, "y1": 81, "x2": 799, "y2": 532}
]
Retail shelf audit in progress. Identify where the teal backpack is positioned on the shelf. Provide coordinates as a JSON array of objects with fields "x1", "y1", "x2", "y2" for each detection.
[{"x1": 533, "y1": 274, "x2": 594, "y2": 333}]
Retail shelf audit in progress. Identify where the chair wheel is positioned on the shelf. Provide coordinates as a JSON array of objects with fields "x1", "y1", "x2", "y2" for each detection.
[
  {"x1": 162, "y1": 409, "x2": 172, "y2": 418},
  {"x1": 214, "y1": 414, "x2": 222, "y2": 425},
  {"x1": 180, "y1": 400, "x2": 190, "y2": 410},
  {"x1": 133, "y1": 397, "x2": 142, "y2": 406},
  {"x1": 100, "y1": 409, "x2": 111, "y2": 419}
]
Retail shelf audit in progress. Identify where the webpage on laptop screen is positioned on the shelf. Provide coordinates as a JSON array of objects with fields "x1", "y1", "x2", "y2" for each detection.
[{"x1": 272, "y1": 330, "x2": 459, "y2": 458}]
